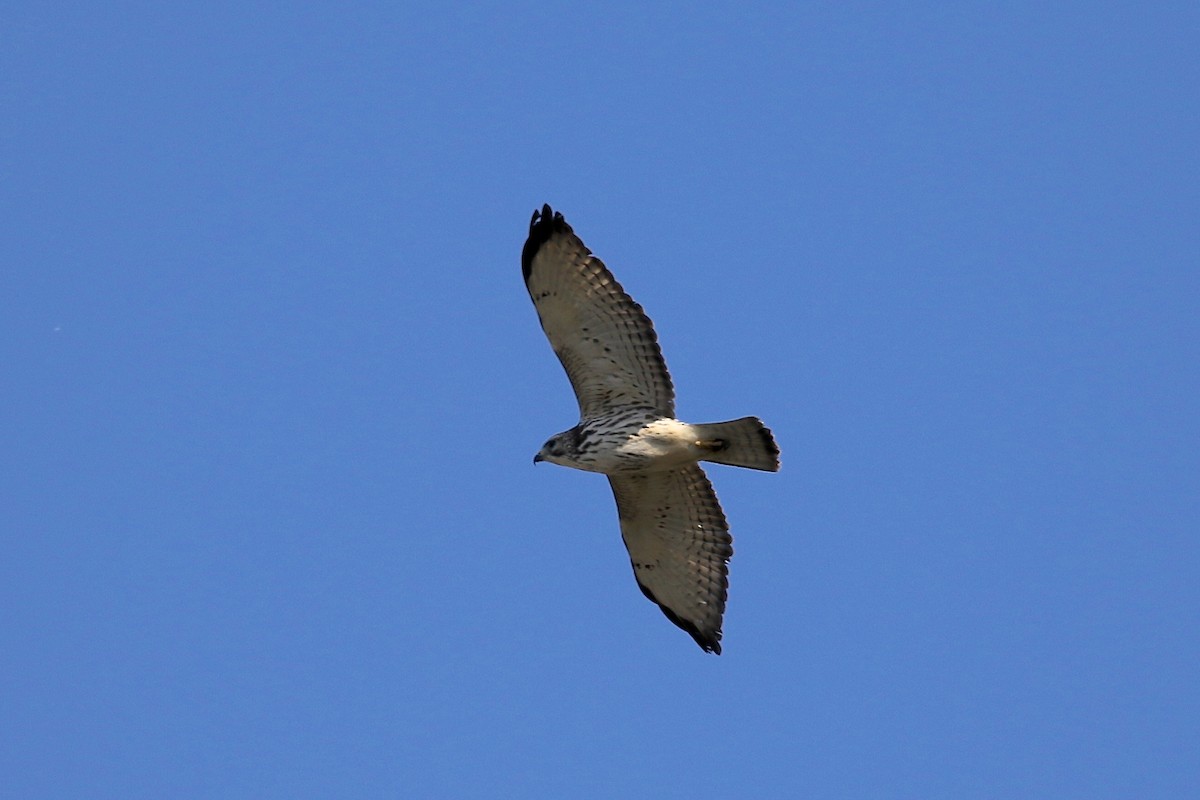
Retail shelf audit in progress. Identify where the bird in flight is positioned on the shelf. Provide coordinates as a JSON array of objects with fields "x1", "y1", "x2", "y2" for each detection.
[{"x1": 523, "y1": 204, "x2": 780, "y2": 654}]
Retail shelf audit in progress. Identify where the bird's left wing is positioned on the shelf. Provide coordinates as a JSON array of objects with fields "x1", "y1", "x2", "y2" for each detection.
[
  {"x1": 522, "y1": 205, "x2": 675, "y2": 419},
  {"x1": 608, "y1": 465, "x2": 732, "y2": 653}
]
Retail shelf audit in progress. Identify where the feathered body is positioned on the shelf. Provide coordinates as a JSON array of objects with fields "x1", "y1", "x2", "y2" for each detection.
[
  {"x1": 524, "y1": 205, "x2": 779, "y2": 653},
  {"x1": 537, "y1": 413, "x2": 778, "y2": 475}
]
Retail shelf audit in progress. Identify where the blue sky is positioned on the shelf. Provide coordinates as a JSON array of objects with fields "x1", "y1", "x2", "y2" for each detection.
[{"x1": 3, "y1": 2, "x2": 1198, "y2": 797}]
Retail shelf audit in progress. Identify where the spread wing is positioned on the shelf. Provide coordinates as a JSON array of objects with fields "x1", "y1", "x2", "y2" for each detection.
[
  {"x1": 522, "y1": 205, "x2": 675, "y2": 419},
  {"x1": 608, "y1": 465, "x2": 733, "y2": 654}
]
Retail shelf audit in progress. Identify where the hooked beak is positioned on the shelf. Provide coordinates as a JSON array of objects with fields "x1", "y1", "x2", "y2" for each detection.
[{"x1": 533, "y1": 453, "x2": 544, "y2": 464}]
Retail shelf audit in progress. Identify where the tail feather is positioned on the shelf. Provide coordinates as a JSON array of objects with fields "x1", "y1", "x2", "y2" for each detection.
[{"x1": 696, "y1": 417, "x2": 780, "y2": 472}]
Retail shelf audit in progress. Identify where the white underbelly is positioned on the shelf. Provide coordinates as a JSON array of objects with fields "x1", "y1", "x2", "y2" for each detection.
[{"x1": 604, "y1": 419, "x2": 701, "y2": 473}]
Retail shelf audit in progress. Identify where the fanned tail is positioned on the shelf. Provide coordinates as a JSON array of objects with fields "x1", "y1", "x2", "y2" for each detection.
[{"x1": 695, "y1": 416, "x2": 780, "y2": 472}]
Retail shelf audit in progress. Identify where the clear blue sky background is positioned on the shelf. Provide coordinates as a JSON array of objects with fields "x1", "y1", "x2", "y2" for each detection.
[{"x1": 3, "y1": 3, "x2": 1197, "y2": 797}]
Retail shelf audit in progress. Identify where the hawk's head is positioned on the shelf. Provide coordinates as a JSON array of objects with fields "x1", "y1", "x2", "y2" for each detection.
[
  {"x1": 535, "y1": 425, "x2": 591, "y2": 467},
  {"x1": 533, "y1": 432, "x2": 574, "y2": 467}
]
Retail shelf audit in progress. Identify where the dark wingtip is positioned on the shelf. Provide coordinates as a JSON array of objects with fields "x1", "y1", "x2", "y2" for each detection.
[
  {"x1": 664, "y1": 604, "x2": 723, "y2": 655},
  {"x1": 521, "y1": 204, "x2": 572, "y2": 284},
  {"x1": 635, "y1": 580, "x2": 724, "y2": 655}
]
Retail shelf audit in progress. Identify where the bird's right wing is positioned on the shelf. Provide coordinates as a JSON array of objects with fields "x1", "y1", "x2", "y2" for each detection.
[{"x1": 608, "y1": 465, "x2": 732, "y2": 653}]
